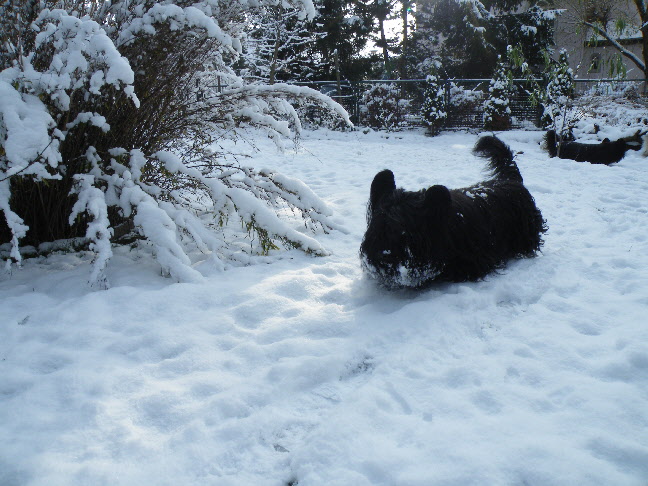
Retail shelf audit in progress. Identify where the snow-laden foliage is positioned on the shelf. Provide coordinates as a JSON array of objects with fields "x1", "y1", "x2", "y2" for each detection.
[
  {"x1": 242, "y1": 3, "x2": 324, "y2": 83},
  {"x1": 448, "y1": 82, "x2": 483, "y2": 109},
  {"x1": 362, "y1": 84, "x2": 406, "y2": 131},
  {"x1": 303, "y1": 0, "x2": 374, "y2": 81},
  {"x1": 421, "y1": 73, "x2": 447, "y2": 135},
  {"x1": 508, "y1": 46, "x2": 575, "y2": 132},
  {"x1": 411, "y1": 0, "x2": 559, "y2": 78},
  {"x1": 0, "y1": 1, "x2": 350, "y2": 287},
  {"x1": 484, "y1": 56, "x2": 512, "y2": 130}
]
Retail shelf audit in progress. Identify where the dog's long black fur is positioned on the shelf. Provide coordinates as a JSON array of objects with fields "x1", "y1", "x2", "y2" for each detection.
[
  {"x1": 545, "y1": 129, "x2": 630, "y2": 165},
  {"x1": 360, "y1": 135, "x2": 546, "y2": 289}
]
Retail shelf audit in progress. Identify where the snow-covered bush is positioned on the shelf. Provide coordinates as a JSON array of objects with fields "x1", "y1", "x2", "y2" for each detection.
[
  {"x1": 362, "y1": 84, "x2": 405, "y2": 131},
  {"x1": 0, "y1": 1, "x2": 349, "y2": 287},
  {"x1": 483, "y1": 57, "x2": 512, "y2": 130},
  {"x1": 442, "y1": 82, "x2": 484, "y2": 129},
  {"x1": 583, "y1": 80, "x2": 643, "y2": 99},
  {"x1": 420, "y1": 74, "x2": 447, "y2": 135},
  {"x1": 297, "y1": 85, "x2": 355, "y2": 131},
  {"x1": 448, "y1": 83, "x2": 483, "y2": 110}
]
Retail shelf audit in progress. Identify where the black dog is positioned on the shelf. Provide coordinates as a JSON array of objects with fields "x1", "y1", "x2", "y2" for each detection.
[
  {"x1": 360, "y1": 136, "x2": 546, "y2": 288},
  {"x1": 545, "y1": 130, "x2": 631, "y2": 165}
]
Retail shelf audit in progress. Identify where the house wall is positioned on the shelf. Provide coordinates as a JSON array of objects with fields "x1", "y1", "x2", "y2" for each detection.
[{"x1": 552, "y1": 0, "x2": 644, "y2": 80}]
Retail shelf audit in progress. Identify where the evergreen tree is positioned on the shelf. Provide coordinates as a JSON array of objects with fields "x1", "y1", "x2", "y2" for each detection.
[
  {"x1": 303, "y1": 0, "x2": 375, "y2": 81},
  {"x1": 417, "y1": 0, "x2": 492, "y2": 78},
  {"x1": 409, "y1": 0, "x2": 439, "y2": 77},
  {"x1": 484, "y1": 56, "x2": 513, "y2": 130},
  {"x1": 411, "y1": 0, "x2": 557, "y2": 78},
  {"x1": 420, "y1": 67, "x2": 447, "y2": 135},
  {"x1": 368, "y1": 0, "x2": 398, "y2": 77},
  {"x1": 488, "y1": 6, "x2": 557, "y2": 73}
]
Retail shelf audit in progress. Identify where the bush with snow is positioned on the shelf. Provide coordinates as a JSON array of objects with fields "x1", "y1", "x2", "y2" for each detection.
[
  {"x1": 448, "y1": 83, "x2": 483, "y2": 109},
  {"x1": 0, "y1": 1, "x2": 349, "y2": 287},
  {"x1": 362, "y1": 84, "x2": 406, "y2": 131},
  {"x1": 443, "y1": 82, "x2": 484, "y2": 126}
]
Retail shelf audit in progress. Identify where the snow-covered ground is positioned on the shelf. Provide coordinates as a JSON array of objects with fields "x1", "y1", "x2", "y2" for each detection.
[{"x1": 2, "y1": 128, "x2": 648, "y2": 485}]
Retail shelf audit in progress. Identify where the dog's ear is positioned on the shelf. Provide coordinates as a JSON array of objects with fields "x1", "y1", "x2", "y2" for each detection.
[
  {"x1": 370, "y1": 170, "x2": 396, "y2": 206},
  {"x1": 424, "y1": 185, "x2": 451, "y2": 213},
  {"x1": 602, "y1": 138, "x2": 611, "y2": 144}
]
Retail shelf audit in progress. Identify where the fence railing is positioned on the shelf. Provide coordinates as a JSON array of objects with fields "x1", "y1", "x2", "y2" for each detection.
[
  {"x1": 203, "y1": 78, "x2": 647, "y2": 130},
  {"x1": 293, "y1": 78, "x2": 647, "y2": 130}
]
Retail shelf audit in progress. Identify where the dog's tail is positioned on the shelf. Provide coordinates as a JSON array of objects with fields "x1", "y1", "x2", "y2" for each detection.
[
  {"x1": 473, "y1": 135, "x2": 522, "y2": 182},
  {"x1": 545, "y1": 130, "x2": 558, "y2": 157}
]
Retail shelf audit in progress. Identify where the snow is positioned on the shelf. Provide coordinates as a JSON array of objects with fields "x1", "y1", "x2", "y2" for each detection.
[
  {"x1": 2, "y1": 128, "x2": 648, "y2": 485},
  {"x1": 117, "y1": 4, "x2": 234, "y2": 50},
  {"x1": 0, "y1": 78, "x2": 61, "y2": 174}
]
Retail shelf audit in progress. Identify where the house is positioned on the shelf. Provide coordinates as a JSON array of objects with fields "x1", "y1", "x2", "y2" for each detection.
[{"x1": 552, "y1": 0, "x2": 645, "y2": 81}]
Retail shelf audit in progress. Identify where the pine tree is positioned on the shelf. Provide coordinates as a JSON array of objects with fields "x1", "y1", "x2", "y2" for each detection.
[
  {"x1": 302, "y1": 0, "x2": 375, "y2": 81},
  {"x1": 484, "y1": 56, "x2": 513, "y2": 130},
  {"x1": 368, "y1": 0, "x2": 398, "y2": 77},
  {"x1": 420, "y1": 68, "x2": 447, "y2": 135},
  {"x1": 411, "y1": 0, "x2": 557, "y2": 78},
  {"x1": 417, "y1": 0, "x2": 492, "y2": 78}
]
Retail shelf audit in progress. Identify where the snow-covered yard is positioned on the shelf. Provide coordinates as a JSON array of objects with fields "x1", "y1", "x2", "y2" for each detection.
[{"x1": 2, "y1": 128, "x2": 648, "y2": 485}]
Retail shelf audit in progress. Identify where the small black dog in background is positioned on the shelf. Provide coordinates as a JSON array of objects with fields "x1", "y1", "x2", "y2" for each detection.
[
  {"x1": 360, "y1": 136, "x2": 546, "y2": 289},
  {"x1": 545, "y1": 129, "x2": 633, "y2": 165}
]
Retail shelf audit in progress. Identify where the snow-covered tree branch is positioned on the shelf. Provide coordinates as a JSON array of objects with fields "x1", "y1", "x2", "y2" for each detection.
[
  {"x1": 582, "y1": 20, "x2": 646, "y2": 73},
  {"x1": 559, "y1": 0, "x2": 647, "y2": 79}
]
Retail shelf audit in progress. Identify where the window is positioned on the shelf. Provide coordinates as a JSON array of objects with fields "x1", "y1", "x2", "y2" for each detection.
[{"x1": 589, "y1": 53, "x2": 602, "y2": 73}]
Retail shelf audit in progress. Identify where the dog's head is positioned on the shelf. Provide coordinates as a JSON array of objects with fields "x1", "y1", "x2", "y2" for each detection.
[{"x1": 360, "y1": 169, "x2": 451, "y2": 288}]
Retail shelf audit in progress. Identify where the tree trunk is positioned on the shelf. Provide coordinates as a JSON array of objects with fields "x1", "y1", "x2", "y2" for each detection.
[
  {"x1": 399, "y1": 0, "x2": 409, "y2": 80},
  {"x1": 636, "y1": 0, "x2": 648, "y2": 82},
  {"x1": 379, "y1": 17, "x2": 390, "y2": 70},
  {"x1": 269, "y1": 24, "x2": 281, "y2": 85}
]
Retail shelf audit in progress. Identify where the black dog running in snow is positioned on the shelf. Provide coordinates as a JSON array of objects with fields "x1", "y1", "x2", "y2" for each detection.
[{"x1": 360, "y1": 135, "x2": 547, "y2": 289}]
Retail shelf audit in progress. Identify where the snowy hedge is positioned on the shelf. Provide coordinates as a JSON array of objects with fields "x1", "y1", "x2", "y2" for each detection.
[
  {"x1": 0, "y1": 1, "x2": 350, "y2": 288},
  {"x1": 362, "y1": 84, "x2": 407, "y2": 131}
]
